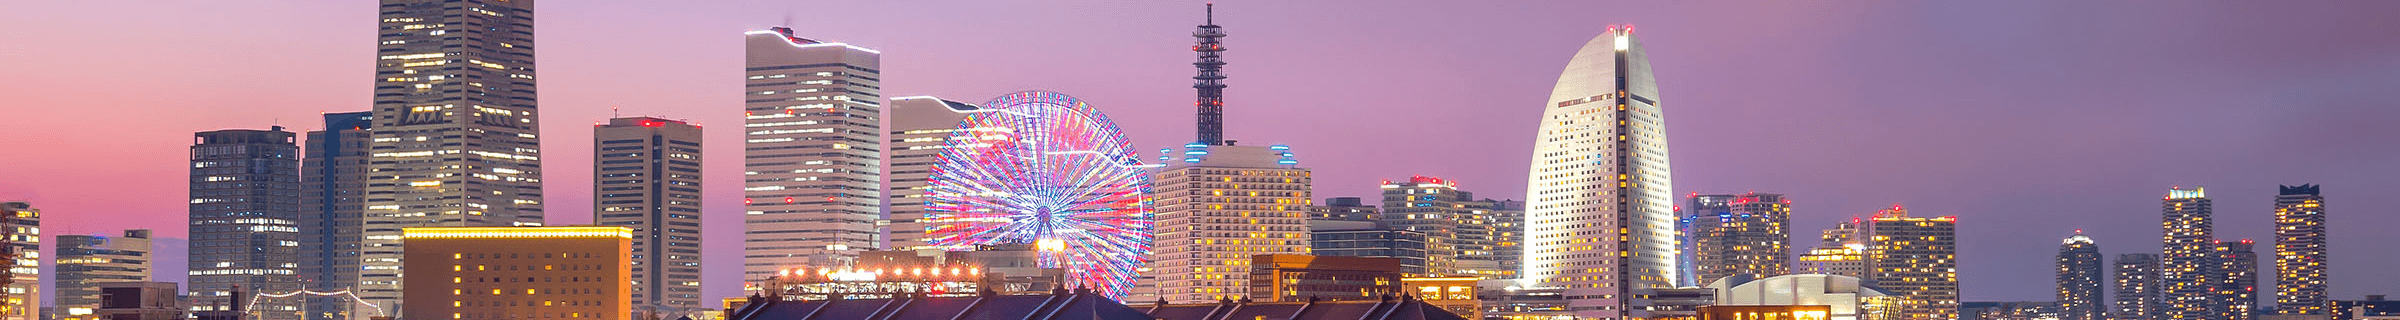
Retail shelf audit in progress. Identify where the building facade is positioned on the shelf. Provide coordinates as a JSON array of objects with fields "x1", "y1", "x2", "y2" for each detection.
[
  {"x1": 1487, "y1": 199, "x2": 1524, "y2": 280},
  {"x1": 400, "y1": 227, "x2": 631, "y2": 320},
  {"x1": 362, "y1": 0, "x2": 546, "y2": 310},
  {"x1": 2161, "y1": 187, "x2": 2214, "y2": 320},
  {"x1": 2057, "y1": 232, "x2": 2103, "y2": 320},
  {"x1": 1705, "y1": 274, "x2": 1893, "y2": 320},
  {"x1": 0, "y1": 202, "x2": 34, "y2": 320},
  {"x1": 55, "y1": 230, "x2": 154, "y2": 320},
  {"x1": 299, "y1": 111, "x2": 371, "y2": 320},
  {"x1": 1524, "y1": 26, "x2": 1675, "y2": 320},
  {"x1": 1405, "y1": 277, "x2": 1484, "y2": 319},
  {"x1": 1862, "y1": 205, "x2": 1957, "y2": 320},
  {"x1": 593, "y1": 117, "x2": 704, "y2": 312},
  {"x1": 1680, "y1": 193, "x2": 1791, "y2": 287},
  {"x1": 190, "y1": 127, "x2": 304, "y2": 319},
  {"x1": 1148, "y1": 144, "x2": 1312, "y2": 303},
  {"x1": 742, "y1": 26, "x2": 884, "y2": 285},
  {"x1": 2273, "y1": 184, "x2": 2327, "y2": 315},
  {"x1": 95, "y1": 282, "x2": 183, "y2": 320},
  {"x1": 1309, "y1": 220, "x2": 1430, "y2": 276},
  {"x1": 882, "y1": 96, "x2": 980, "y2": 251},
  {"x1": 1248, "y1": 255, "x2": 1405, "y2": 302},
  {"x1": 2217, "y1": 239, "x2": 2258, "y2": 320},
  {"x1": 1379, "y1": 176, "x2": 1499, "y2": 277},
  {"x1": 1309, "y1": 197, "x2": 1378, "y2": 221},
  {"x1": 1796, "y1": 220, "x2": 1868, "y2": 279},
  {"x1": 2114, "y1": 253, "x2": 2161, "y2": 320}
]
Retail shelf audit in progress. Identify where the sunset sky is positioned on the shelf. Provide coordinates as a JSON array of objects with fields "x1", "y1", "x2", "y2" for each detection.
[{"x1": 3, "y1": 1, "x2": 2397, "y2": 304}]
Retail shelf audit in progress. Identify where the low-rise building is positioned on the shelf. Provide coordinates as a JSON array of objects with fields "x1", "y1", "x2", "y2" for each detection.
[
  {"x1": 1249, "y1": 255, "x2": 1405, "y2": 302},
  {"x1": 94, "y1": 282, "x2": 183, "y2": 320},
  {"x1": 401, "y1": 226, "x2": 633, "y2": 320}
]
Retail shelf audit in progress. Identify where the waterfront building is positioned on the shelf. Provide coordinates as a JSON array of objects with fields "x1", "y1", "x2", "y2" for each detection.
[
  {"x1": 1248, "y1": 255, "x2": 1405, "y2": 302},
  {"x1": 400, "y1": 227, "x2": 631, "y2": 320},
  {"x1": 742, "y1": 26, "x2": 885, "y2": 285},
  {"x1": 1524, "y1": 25, "x2": 1675, "y2": 320}
]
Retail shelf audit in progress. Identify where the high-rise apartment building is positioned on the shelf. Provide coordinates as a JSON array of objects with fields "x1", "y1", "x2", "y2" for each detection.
[
  {"x1": 2058, "y1": 231, "x2": 2104, "y2": 320},
  {"x1": 400, "y1": 227, "x2": 631, "y2": 320},
  {"x1": 300, "y1": 111, "x2": 371, "y2": 320},
  {"x1": 2160, "y1": 187, "x2": 2214, "y2": 320},
  {"x1": 0, "y1": 202, "x2": 35, "y2": 320},
  {"x1": 592, "y1": 117, "x2": 703, "y2": 311},
  {"x1": 190, "y1": 127, "x2": 303, "y2": 319},
  {"x1": 1525, "y1": 26, "x2": 1675, "y2": 320},
  {"x1": 1862, "y1": 205, "x2": 1958, "y2": 320},
  {"x1": 2216, "y1": 239, "x2": 2258, "y2": 320},
  {"x1": 1379, "y1": 176, "x2": 1500, "y2": 276},
  {"x1": 742, "y1": 26, "x2": 884, "y2": 285},
  {"x1": 1489, "y1": 199, "x2": 1524, "y2": 280},
  {"x1": 1148, "y1": 144, "x2": 1312, "y2": 303},
  {"x1": 2114, "y1": 253, "x2": 2162, "y2": 320},
  {"x1": 1796, "y1": 220, "x2": 1867, "y2": 280},
  {"x1": 1309, "y1": 197, "x2": 1378, "y2": 221},
  {"x1": 55, "y1": 230, "x2": 154, "y2": 320},
  {"x1": 362, "y1": 0, "x2": 544, "y2": 309},
  {"x1": 883, "y1": 96, "x2": 979, "y2": 251},
  {"x1": 1679, "y1": 193, "x2": 1791, "y2": 287},
  {"x1": 2273, "y1": 184, "x2": 2327, "y2": 315}
]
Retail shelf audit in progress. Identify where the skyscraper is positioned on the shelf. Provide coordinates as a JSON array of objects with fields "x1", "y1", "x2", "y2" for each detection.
[
  {"x1": 2114, "y1": 253, "x2": 2162, "y2": 320},
  {"x1": 361, "y1": 0, "x2": 543, "y2": 309},
  {"x1": 742, "y1": 26, "x2": 883, "y2": 286},
  {"x1": 1525, "y1": 25, "x2": 1674, "y2": 320},
  {"x1": 2058, "y1": 231, "x2": 2104, "y2": 320},
  {"x1": 2272, "y1": 184, "x2": 2327, "y2": 315},
  {"x1": 54, "y1": 229, "x2": 152, "y2": 320},
  {"x1": 1795, "y1": 219, "x2": 1867, "y2": 280},
  {"x1": 593, "y1": 117, "x2": 704, "y2": 312},
  {"x1": 1862, "y1": 205, "x2": 1959, "y2": 320},
  {"x1": 883, "y1": 96, "x2": 980, "y2": 251},
  {"x1": 1378, "y1": 176, "x2": 1500, "y2": 276},
  {"x1": 2161, "y1": 187, "x2": 2215, "y2": 320},
  {"x1": 299, "y1": 111, "x2": 370, "y2": 320},
  {"x1": 2217, "y1": 239, "x2": 2258, "y2": 320},
  {"x1": 189, "y1": 127, "x2": 303, "y2": 319},
  {"x1": 1149, "y1": 143, "x2": 1312, "y2": 303},
  {"x1": 0, "y1": 202, "x2": 36, "y2": 320},
  {"x1": 1679, "y1": 193, "x2": 1791, "y2": 287}
]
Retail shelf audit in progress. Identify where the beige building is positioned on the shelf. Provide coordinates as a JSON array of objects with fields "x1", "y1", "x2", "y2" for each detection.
[
  {"x1": 742, "y1": 26, "x2": 884, "y2": 286},
  {"x1": 1147, "y1": 144, "x2": 1312, "y2": 303},
  {"x1": 592, "y1": 117, "x2": 704, "y2": 313},
  {"x1": 1862, "y1": 205, "x2": 1958, "y2": 320},
  {"x1": 881, "y1": 96, "x2": 981, "y2": 251},
  {"x1": 402, "y1": 226, "x2": 631, "y2": 320}
]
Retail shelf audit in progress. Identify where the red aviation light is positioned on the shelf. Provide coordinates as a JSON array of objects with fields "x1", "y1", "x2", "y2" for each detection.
[
  {"x1": 785, "y1": 197, "x2": 796, "y2": 204},
  {"x1": 640, "y1": 120, "x2": 662, "y2": 127},
  {"x1": 744, "y1": 198, "x2": 754, "y2": 205}
]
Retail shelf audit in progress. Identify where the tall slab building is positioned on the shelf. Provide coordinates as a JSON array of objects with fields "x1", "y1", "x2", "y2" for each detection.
[
  {"x1": 1678, "y1": 193, "x2": 1791, "y2": 287},
  {"x1": 2114, "y1": 253, "x2": 2162, "y2": 320},
  {"x1": 300, "y1": 111, "x2": 372, "y2": 320},
  {"x1": 2058, "y1": 231, "x2": 2104, "y2": 320},
  {"x1": 1525, "y1": 26, "x2": 1673, "y2": 320},
  {"x1": 742, "y1": 27, "x2": 883, "y2": 286},
  {"x1": 2272, "y1": 184, "x2": 2327, "y2": 315},
  {"x1": 361, "y1": 0, "x2": 544, "y2": 310},
  {"x1": 593, "y1": 117, "x2": 704, "y2": 311},
  {"x1": 2216, "y1": 239, "x2": 2258, "y2": 320},
  {"x1": 883, "y1": 96, "x2": 981, "y2": 251},
  {"x1": 190, "y1": 128, "x2": 305, "y2": 319},
  {"x1": 0, "y1": 202, "x2": 36, "y2": 320},
  {"x1": 1378, "y1": 176, "x2": 1500, "y2": 277},
  {"x1": 55, "y1": 230, "x2": 153, "y2": 320},
  {"x1": 1862, "y1": 205, "x2": 1959, "y2": 320},
  {"x1": 2160, "y1": 187, "x2": 2214, "y2": 320}
]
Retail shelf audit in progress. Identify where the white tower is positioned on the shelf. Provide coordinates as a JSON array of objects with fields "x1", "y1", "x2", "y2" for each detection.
[{"x1": 1524, "y1": 26, "x2": 1674, "y2": 320}]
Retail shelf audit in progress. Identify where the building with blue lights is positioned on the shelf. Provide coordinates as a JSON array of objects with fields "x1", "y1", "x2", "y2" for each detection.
[{"x1": 1145, "y1": 143, "x2": 1311, "y2": 304}]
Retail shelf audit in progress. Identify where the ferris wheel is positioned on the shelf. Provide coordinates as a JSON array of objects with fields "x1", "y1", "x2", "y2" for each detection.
[{"x1": 923, "y1": 91, "x2": 1154, "y2": 300}]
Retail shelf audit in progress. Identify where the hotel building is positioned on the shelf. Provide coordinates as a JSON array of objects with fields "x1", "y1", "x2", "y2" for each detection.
[{"x1": 742, "y1": 26, "x2": 884, "y2": 285}]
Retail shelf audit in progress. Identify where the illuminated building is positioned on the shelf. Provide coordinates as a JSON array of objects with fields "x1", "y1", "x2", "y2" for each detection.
[
  {"x1": 362, "y1": 0, "x2": 546, "y2": 311},
  {"x1": 1695, "y1": 305, "x2": 1831, "y2": 320},
  {"x1": 1145, "y1": 295, "x2": 1477, "y2": 320},
  {"x1": 742, "y1": 26, "x2": 885, "y2": 285},
  {"x1": 94, "y1": 282, "x2": 183, "y2": 320},
  {"x1": 882, "y1": 96, "x2": 980, "y2": 251},
  {"x1": 2274, "y1": 184, "x2": 2328, "y2": 315},
  {"x1": 1680, "y1": 193, "x2": 1791, "y2": 287},
  {"x1": 299, "y1": 111, "x2": 370, "y2": 320},
  {"x1": 55, "y1": 230, "x2": 153, "y2": 320},
  {"x1": 726, "y1": 289, "x2": 1478, "y2": 320},
  {"x1": 1310, "y1": 221, "x2": 1430, "y2": 275},
  {"x1": 753, "y1": 249, "x2": 1061, "y2": 300},
  {"x1": 1310, "y1": 197, "x2": 1378, "y2": 221},
  {"x1": 1862, "y1": 205, "x2": 1957, "y2": 320},
  {"x1": 1488, "y1": 199, "x2": 1524, "y2": 280},
  {"x1": 1246, "y1": 255, "x2": 1404, "y2": 302},
  {"x1": 400, "y1": 226, "x2": 631, "y2": 320},
  {"x1": 1481, "y1": 281, "x2": 1570, "y2": 320},
  {"x1": 592, "y1": 117, "x2": 704, "y2": 313},
  {"x1": 1797, "y1": 220, "x2": 1868, "y2": 279},
  {"x1": 1706, "y1": 274, "x2": 1894, "y2": 320},
  {"x1": 2058, "y1": 231, "x2": 2103, "y2": 320},
  {"x1": 1379, "y1": 176, "x2": 1501, "y2": 276},
  {"x1": 2161, "y1": 186, "x2": 2215, "y2": 320},
  {"x1": 1147, "y1": 143, "x2": 1310, "y2": 303},
  {"x1": 0, "y1": 202, "x2": 34, "y2": 320},
  {"x1": 190, "y1": 127, "x2": 303, "y2": 319},
  {"x1": 1960, "y1": 301, "x2": 2058, "y2": 320},
  {"x1": 2114, "y1": 253, "x2": 2161, "y2": 320},
  {"x1": 2330, "y1": 295, "x2": 2400, "y2": 320},
  {"x1": 1525, "y1": 25, "x2": 1675, "y2": 320},
  {"x1": 2218, "y1": 239, "x2": 2258, "y2": 320},
  {"x1": 1404, "y1": 277, "x2": 1483, "y2": 318}
]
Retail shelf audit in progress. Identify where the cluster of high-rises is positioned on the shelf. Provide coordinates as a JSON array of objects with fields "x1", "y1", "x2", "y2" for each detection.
[{"x1": 2088, "y1": 186, "x2": 2332, "y2": 320}]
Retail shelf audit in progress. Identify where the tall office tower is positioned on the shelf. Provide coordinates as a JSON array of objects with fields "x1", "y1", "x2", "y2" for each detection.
[
  {"x1": 2114, "y1": 253, "x2": 2162, "y2": 320},
  {"x1": 1379, "y1": 176, "x2": 1499, "y2": 276},
  {"x1": 1525, "y1": 26, "x2": 1673, "y2": 320},
  {"x1": 2272, "y1": 184, "x2": 2327, "y2": 315},
  {"x1": 1489, "y1": 199, "x2": 1525, "y2": 280},
  {"x1": 1149, "y1": 143, "x2": 1312, "y2": 303},
  {"x1": 1309, "y1": 197, "x2": 1378, "y2": 221},
  {"x1": 0, "y1": 202, "x2": 36, "y2": 320},
  {"x1": 362, "y1": 0, "x2": 543, "y2": 309},
  {"x1": 883, "y1": 96, "x2": 979, "y2": 251},
  {"x1": 2057, "y1": 231, "x2": 2104, "y2": 320},
  {"x1": 1863, "y1": 205, "x2": 1959, "y2": 320},
  {"x1": 592, "y1": 117, "x2": 704, "y2": 311},
  {"x1": 2160, "y1": 187, "x2": 2215, "y2": 320},
  {"x1": 299, "y1": 111, "x2": 370, "y2": 320},
  {"x1": 400, "y1": 227, "x2": 631, "y2": 320},
  {"x1": 742, "y1": 26, "x2": 883, "y2": 285},
  {"x1": 2216, "y1": 239, "x2": 2258, "y2": 320},
  {"x1": 54, "y1": 230, "x2": 153, "y2": 320},
  {"x1": 190, "y1": 127, "x2": 304, "y2": 319},
  {"x1": 1679, "y1": 193, "x2": 1791, "y2": 287},
  {"x1": 1795, "y1": 219, "x2": 1868, "y2": 280}
]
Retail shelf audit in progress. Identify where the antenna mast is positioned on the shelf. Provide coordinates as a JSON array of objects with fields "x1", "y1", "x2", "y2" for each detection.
[{"x1": 1192, "y1": 3, "x2": 1228, "y2": 146}]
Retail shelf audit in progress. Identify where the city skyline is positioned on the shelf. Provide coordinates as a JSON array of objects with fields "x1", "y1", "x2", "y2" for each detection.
[{"x1": 3, "y1": 0, "x2": 2398, "y2": 307}]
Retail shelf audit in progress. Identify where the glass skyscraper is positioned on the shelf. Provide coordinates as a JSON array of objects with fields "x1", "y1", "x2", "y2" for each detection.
[
  {"x1": 741, "y1": 26, "x2": 884, "y2": 286},
  {"x1": 299, "y1": 111, "x2": 370, "y2": 320},
  {"x1": 1525, "y1": 26, "x2": 1674, "y2": 320},
  {"x1": 189, "y1": 127, "x2": 303, "y2": 319}
]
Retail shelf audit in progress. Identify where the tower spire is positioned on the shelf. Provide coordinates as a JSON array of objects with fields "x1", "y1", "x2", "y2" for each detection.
[{"x1": 1192, "y1": 3, "x2": 1227, "y2": 145}]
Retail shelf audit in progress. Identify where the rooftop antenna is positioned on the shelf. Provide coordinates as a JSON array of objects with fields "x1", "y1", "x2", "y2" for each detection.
[
  {"x1": 1206, "y1": 3, "x2": 1213, "y2": 25},
  {"x1": 612, "y1": 105, "x2": 620, "y2": 118}
]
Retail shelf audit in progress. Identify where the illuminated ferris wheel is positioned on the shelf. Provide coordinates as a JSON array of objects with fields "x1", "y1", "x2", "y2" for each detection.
[{"x1": 923, "y1": 90, "x2": 1153, "y2": 300}]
